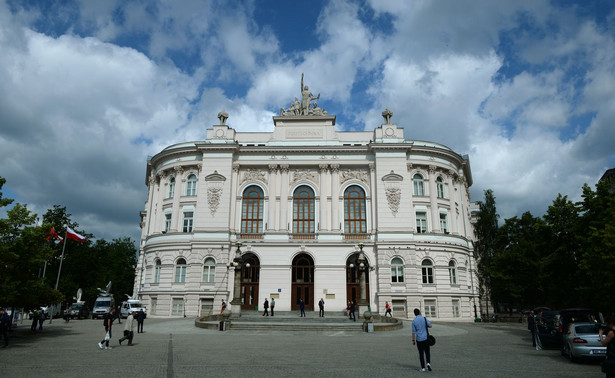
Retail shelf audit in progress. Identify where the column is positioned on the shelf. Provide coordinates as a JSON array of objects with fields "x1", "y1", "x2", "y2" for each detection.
[
  {"x1": 407, "y1": 162, "x2": 417, "y2": 232},
  {"x1": 428, "y1": 165, "x2": 440, "y2": 232},
  {"x1": 330, "y1": 164, "x2": 340, "y2": 231},
  {"x1": 230, "y1": 163, "x2": 240, "y2": 232},
  {"x1": 268, "y1": 164, "x2": 278, "y2": 231},
  {"x1": 279, "y1": 164, "x2": 289, "y2": 231},
  {"x1": 319, "y1": 164, "x2": 329, "y2": 231},
  {"x1": 171, "y1": 166, "x2": 183, "y2": 231},
  {"x1": 447, "y1": 170, "x2": 459, "y2": 235},
  {"x1": 146, "y1": 175, "x2": 157, "y2": 235},
  {"x1": 153, "y1": 172, "x2": 165, "y2": 233},
  {"x1": 368, "y1": 163, "x2": 376, "y2": 233}
]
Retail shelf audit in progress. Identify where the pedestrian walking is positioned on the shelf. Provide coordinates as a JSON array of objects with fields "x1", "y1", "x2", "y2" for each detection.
[
  {"x1": 411, "y1": 308, "x2": 433, "y2": 372},
  {"x1": 220, "y1": 299, "x2": 227, "y2": 314},
  {"x1": 119, "y1": 312, "x2": 136, "y2": 346},
  {"x1": 599, "y1": 315, "x2": 615, "y2": 378},
  {"x1": 262, "y1": 298, "x2": 269, "y2": 316},
  {"x1": 270, "y1": 298, "x2": 275, "y2": 317},
  {"x1": 0, "y1": 308, "x2": 10, "y2": 348},
  {"x1": 30, "y1": 309, "x2": 39, "y2": 331},
  {"x1": 528, "y1": 310, "x2": 537, "y2": 347},
  {"x1": 64, "y1": 304, "x2": 72, "y2": 323},
  {"x1": 299, "y1": 299, "x2": 306, "y2": 317},
  {"x1": 318, "y1": 298, "x2": 325, "y2": 317},
  {"x1": 98, "y1": 307, "x2": 115, "y2": 350},
  {"x1": 38, "y1": 309, "x2": 45, "y2": 331},
  {"x1": 385, "y1": 301, "x2": 392, "y2": 317},
  {"x1": 136, "y1": 309, "x2": 145, "y2": 333},
  {"x1": 114, "y1": 305, "x2": 122, "y2": 324},
  {"x1": 349, "y1": 301, "x2": 356, "y2": 321}
]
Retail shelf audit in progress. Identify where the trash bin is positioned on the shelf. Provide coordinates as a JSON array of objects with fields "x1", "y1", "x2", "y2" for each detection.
[
  {"x1": 219, "y1": 321, "x2": 226, "y2": 331},
  {"x1": 367, "y1": 323, "x2": 374, "y2": 333}
]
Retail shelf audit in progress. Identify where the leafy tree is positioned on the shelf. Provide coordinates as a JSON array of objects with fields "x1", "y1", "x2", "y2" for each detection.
[{"x1": 472, "y1": 189, "x2": 499, "y2": 317}]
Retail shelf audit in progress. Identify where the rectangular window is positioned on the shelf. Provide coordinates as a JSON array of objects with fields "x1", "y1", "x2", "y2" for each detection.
[
  {"x1": 416, "y1": 212, "x2": 428, "y2": 233},
  {"x1": 154, "y1": 265, "x2": 161, "y2": 283},
  {"x1": 449, "y1": 266, "x2": 457, "y2": 285},
  {"x1": 424, "y1": 299, "x2": 437, "y2": 317},
  {"x1": 172, "y1": 298, "x2": 184, "y2": 316},
  {"x1": 391, "y1": 266, "x2": 404, "y2": 283},
  {"x1": 452, "y1": 299, "x2": 460, "y2": 318},
  {"x1": 440, "y1": 213, "x2": 448, "y2": 233},
  {"x1": 202, "y1": 265, "x2": 215, "y2": 283},
  {"x1": 164, "y1": 213, "x2": 172, "y2": 232},
  {"x1": 151, "y1": 297, "x2": 157, "y2": 315},
  {"x1": 422, "y1": 266, "x2": 434, "y2": 284},
  {"x1": 200, "y1": 298, "x2": 214, "y2": 317},
  {"x1": 183, "y1": 211, "x2": 193, "y2": 232},
  {"x1": 175, "y1": 265, "x2": 186, "y2": 283}
]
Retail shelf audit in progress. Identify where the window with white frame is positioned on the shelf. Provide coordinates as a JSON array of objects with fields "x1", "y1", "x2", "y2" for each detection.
[
  {"x1": 344, "y1": 186, "x2": 367, "y2": 234},
  {"x1": 422, "y1": 259, "x2": 434, "y2": 284},
  {"x1": 183, "y1": 211, "x2": 193, "y2": 232},
  {"x1": 167, "y1": 177, "x2": 175, "y2": 198},
  {"x1": 154, "y1": 259, "x2": 161, "y2": 283},
  {"x1": 172, "y1": 298, "x2": 184, "y2": 316},
  {"x1": 413, "y1": 174, "x2": 425, "y2": 196},
  {"x1": 175, "y1": 258, "x2": 187, "y2": 283},
  {"x1": 440, "y1": 213, "x2": 448, "y2": 233},
  {"x1": 202, "y1": 258, "x2": 215, "y2": 283},
  {"x1": 391, "y1": 257, "x2": 404, "y2": 283},
  {"x1": 424, "y1": 299, "x2": 437, "y2": 317},
  {"x1": 452, "y1": 299, "x2": 460, "y2": 317},
  {"x1": 293, "y1": 186, "x2": 315, "y2": 234},
  {"x1": 185, "y1": 174, "x2": 197, "y2": 196},
  {"x1": 448, "y1": 260, "x2": 457, "y2": 285},
  {"x1": 241, "y1": 186, "x2": 264, "y2": 234},
  {"x1": 436, "y1": 176, "x2": 445, "y2": 198},
  {"x1": 164, "y1": 213, "x2": 172, "y2": 233},
  {"x1": 416, "y1": 212, "x2": 428, "y2": 233}
]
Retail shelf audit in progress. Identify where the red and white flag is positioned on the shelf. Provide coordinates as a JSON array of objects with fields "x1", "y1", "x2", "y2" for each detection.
[
  {"x1": 46, "y1": 227, "x2": 63, "y2": 242},
  {"x1": 66, "y1": 226, "x2": 86, "y2": 242}
]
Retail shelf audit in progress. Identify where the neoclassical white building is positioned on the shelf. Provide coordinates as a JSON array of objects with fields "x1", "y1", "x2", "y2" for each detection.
[{"x1": 134, "y1": 81, "x2": 478, "y2": 320}]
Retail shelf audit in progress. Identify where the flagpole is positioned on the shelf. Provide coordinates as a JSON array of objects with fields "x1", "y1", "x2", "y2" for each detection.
[{"x1": 50, "y1": 228, "x2": 69, "y2": 324}]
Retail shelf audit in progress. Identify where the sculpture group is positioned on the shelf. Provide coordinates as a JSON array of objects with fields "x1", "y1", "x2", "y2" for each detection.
[{"x1": 280, "y1": 74, "x2": 328, "y2": 116}]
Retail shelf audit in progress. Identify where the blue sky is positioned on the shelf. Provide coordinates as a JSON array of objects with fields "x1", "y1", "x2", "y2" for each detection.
[{"x1": 0, "y1": 0, "x2": 614, "y2": 242}]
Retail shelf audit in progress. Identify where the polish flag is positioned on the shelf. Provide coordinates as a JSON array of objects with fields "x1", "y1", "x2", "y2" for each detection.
[
  {"x1": 46, "y1": 227, "x2": 63, "y2": 242},
  {"x1": 66, "y1": 226, "x2": 86, "y2": 242}
]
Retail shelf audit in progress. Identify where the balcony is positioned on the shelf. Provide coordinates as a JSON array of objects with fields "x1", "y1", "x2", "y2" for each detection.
[
  {"x1": 291, "y1": 233, "x2": 316, "y2": 240},
  {"x1": 344, "y1": 233, "x2": 369, "y2": 240},
  {"x1": 239, "y1": 233, "x2": 263, "y2": 240}
]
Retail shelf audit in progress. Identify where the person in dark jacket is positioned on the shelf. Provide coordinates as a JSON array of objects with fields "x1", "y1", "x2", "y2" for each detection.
[
  {"x1": 299, "y1": 299, "x2": 306, "y2": 317},
  {"x1": 349, "y1": 301, "x2": 356, "y2": 321},
  {"x1": 114, "y1": 305, "x2": 122, "y2": 324},
  {"x1": 599, "y1": 315, "x2": 615, "y2": 378},
  {"x1": 0, "y1": 308, "x2": 10, "y2": 347},
  {"x1": 262, "y1": 298, "x2": 269, "y2": 316},
  {"x1": 136, "y1": 309, "x2": 145, "y2": 333},
  {"x1": 98, "y1": 307, "x2": 115, "y2": 350},
  {"x1": 527, "y1": 310, "x2": 537, "y2": 347},
  {"x1": 318, "y1": 298, "x2": 325, "y2": 317}
]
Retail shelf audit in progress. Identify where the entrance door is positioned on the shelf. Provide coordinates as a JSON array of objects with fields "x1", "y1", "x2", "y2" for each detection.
[
  {"x1": 240, "y1": 253, "x2": 260, "y2": 310},
  {"x1": 346, "y1": 253, "x2": 370, "y2": 305},
  {"x1": 291, "y1": 253, "x2": 314, "y2": 311}
]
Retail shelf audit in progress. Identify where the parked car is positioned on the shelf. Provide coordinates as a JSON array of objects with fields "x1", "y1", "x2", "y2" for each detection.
[
  {"x1": 561, "y1": 322, "x2": 606, "y2": 362},
  {"x1": 69, "y1": 302, "x2": 90, "y2": 319}
]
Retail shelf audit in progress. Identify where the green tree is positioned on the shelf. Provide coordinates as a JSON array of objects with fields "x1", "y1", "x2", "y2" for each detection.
[{"x1": 473, "y1": 189, "x2": 499, "y2": 317}]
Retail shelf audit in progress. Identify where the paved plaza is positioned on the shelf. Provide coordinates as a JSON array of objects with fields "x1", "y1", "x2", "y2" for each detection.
[{"x1": 0, "y1": 315, "x2": 604, "y2": 377}]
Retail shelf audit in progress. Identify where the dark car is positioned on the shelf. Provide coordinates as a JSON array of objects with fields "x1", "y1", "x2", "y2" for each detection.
[
  {"x1": 70, "y1": 302, "x2": 90, "y2": 319},
  {"x1": 536, "y1": 310, "x2": 561, "y2": 348}
]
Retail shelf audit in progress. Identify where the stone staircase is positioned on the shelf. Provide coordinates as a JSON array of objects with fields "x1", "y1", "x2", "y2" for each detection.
[{"x1": 195, "y1": 310, "x2": 402, "y2": 332}]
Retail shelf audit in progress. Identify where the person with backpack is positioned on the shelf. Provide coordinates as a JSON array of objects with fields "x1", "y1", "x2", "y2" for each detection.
[
  {"x1": 98, "y1": 307, "x2": 115, "y2": 350},
  {"x1": 411, "y1": 308, "x2": 433, "y2": 372}
]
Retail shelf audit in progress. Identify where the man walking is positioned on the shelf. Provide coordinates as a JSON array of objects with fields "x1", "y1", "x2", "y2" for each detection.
[
  {"x1": 98, "y1": 307, "x2": 115, "y2": 350},
  {"x1": 262, "y1": 298, "x2": 269, "y2": 316},
  {"x1": 270, "y1": 298, "x2": 275, "y2": 317},
  {"x1": 528, "y1": 310, "x2": 537, "y2": 347},
  {"x1": 299, "y1": 299, "x2": 306, "y2": 317},
  {"x1": 119, "y1": 312, "x2": 136, "y2": 346},
  {"x1": 349, "y1": 301, "x2": 356, "y2": 321},
  {"x1": 411, "y1": 308, "x2": 432, "y2": 372},
  {"x1": 318, "y1": 298, "x2": 325, "y2": 317}
]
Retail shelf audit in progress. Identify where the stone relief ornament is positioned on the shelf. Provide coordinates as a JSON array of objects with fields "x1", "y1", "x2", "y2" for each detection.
[
  {"x1": 340, "y1": 169, "x2": 368, "y2": 184},
  {"x1": 241, "y1": 169, "x2": 267, "y2": 184},
  {"x1": 385, "y1": 187, "x2": 401, "y2": 216},
  {"x1": 205, "y1": 171, "x2": 226, "y2": 216},
  {"x1": 279, "y1": 73, "x2": 328, "y2": 116},
  {"x1": 291, "y1": 170, "x2": 319, "y2": 185}
]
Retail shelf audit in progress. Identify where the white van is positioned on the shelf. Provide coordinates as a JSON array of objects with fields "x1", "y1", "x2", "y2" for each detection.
[
  {"x1": 92, "y1": 295, "x2": 115, "y2": 319},
  {"x1": 120, "y1": 300, "x2": 147, "y2": 318}
]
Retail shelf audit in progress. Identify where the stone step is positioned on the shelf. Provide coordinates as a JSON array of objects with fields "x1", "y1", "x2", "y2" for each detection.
[{"x1": 228, "y1": 322, "x2": 364, "y2": 332}]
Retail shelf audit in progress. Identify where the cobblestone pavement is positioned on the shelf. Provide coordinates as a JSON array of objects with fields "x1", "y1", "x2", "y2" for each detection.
[{"x1": 0, "y1": 316, "x2": 604, "y2": 377}]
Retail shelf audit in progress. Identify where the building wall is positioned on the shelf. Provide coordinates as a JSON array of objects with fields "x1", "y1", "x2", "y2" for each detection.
[{"x1": 134, "y1": 115, "x2": 478, "y2": 320}]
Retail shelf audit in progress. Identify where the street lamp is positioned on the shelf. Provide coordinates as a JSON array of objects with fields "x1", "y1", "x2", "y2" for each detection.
[
  {"x1": 230, "y1": 242, "x2": 244, "y2": 318},
  {"x1": 356, "y1": 243, "x2": 369, "y2": 313}
]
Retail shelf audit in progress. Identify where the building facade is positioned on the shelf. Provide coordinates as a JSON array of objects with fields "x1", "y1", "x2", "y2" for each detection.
[{"x1": 134, "y1": 81, "x2": 478, "y2": 320}]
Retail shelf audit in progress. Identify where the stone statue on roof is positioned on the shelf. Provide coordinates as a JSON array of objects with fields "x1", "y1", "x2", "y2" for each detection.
[{"x1": 279, "y1": 74, "x2": 326, "y2": 116}]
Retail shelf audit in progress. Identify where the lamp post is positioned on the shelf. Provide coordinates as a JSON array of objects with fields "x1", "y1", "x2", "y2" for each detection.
[
  {"x1": 230, "y1": 242, "x2": 243, "y2": 318},
  {"x1": 356, "y1": 243, "x2": 369, "y2": 315}
]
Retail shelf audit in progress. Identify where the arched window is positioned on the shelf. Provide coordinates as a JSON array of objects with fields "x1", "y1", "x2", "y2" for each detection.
[
  {"x1": 293, "y1": 186, "x2": 315, "y2": 235},
  {"x1": 421, "y1": 259, "x2": 434, "y2": 284},
  {"x1": 202, "y1": 258, "x2": 216, "y2": 283},
  {"x1": 436, "y1": 176, "x2": 445, "y2": 198},
  {"x1": 391, "y1": 257, "x2": 404, "y2": 283},
  {"x1": 241, "y1": 186, "x2": 264, "y2": 234},
  {"x1": 167, "y1": 177, "x2": 175, "y2": 198},
  {"x1": 413, "y1": 174, "x2": 425, "y2": 196},
  {"x1": 154, "y1": 259, "x2": 161, "y2": 283},
  {"x1": 185, "y1": 174, "x2": 197, "y2": 196},
  {"x1": 344, "y1": 186, "x2": 367, "y2": 234},
  {"x1": 175, "y1": 258, "x2": 187, "y2": 283},
  {"x1": 448, "y1": 260, "x2": 457, "y2": 285}
]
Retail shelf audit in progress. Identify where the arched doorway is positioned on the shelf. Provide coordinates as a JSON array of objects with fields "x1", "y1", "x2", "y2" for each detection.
[
  {"x1": 240, "y1": 253, "x2": 260, "y2": 310},
  {"x1": 291, "y1": 254, "x2": 314, "y2": 311},
  {"x1": 346, "y1": 253, "x2": 370, "y2": 305}
]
